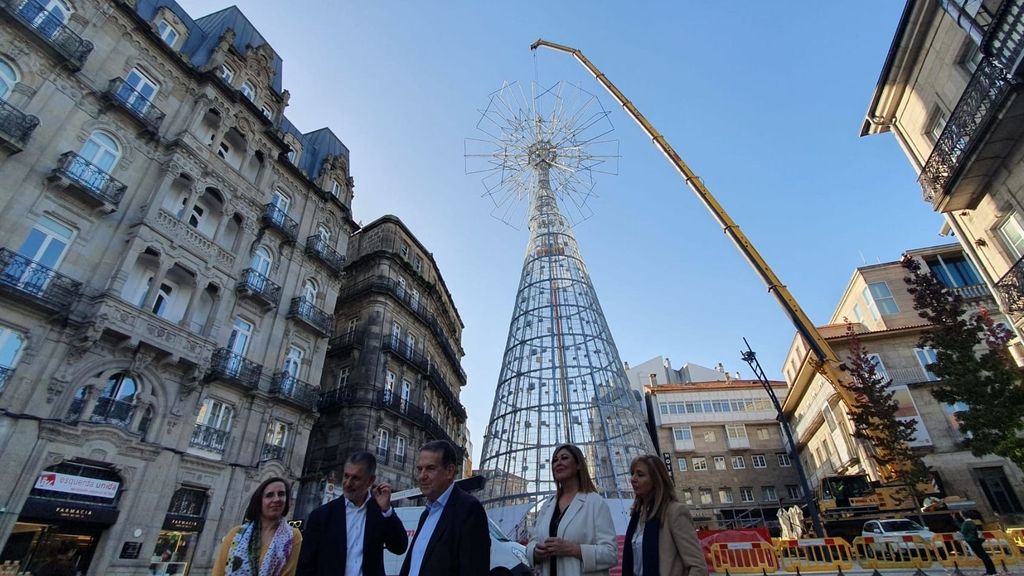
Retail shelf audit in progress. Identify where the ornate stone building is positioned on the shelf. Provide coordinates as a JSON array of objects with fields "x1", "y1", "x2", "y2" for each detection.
[
  {"x1": 300, "y1": 215, "x2": 468, "y2": 516},
  {"x1": 0, "y1": 1, "x2": 355, "y2": 574}
]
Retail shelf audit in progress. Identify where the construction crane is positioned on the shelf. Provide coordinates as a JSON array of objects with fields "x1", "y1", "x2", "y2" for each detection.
[{"x1": 530, "y1": 38, "x2": 898, "y2": 529}]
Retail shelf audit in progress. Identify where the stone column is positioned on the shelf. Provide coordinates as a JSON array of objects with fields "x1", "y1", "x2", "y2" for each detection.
[
  {"x1": 180, "y1": 276, "x2": 203, "y2": 330},
  {"x1": 142, "y1": 263, "x2": 171, "y2": 313}
]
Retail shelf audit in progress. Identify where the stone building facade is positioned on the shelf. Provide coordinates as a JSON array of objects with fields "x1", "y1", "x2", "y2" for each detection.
[
  {"x1": 861, "y1": 0, "x2": 1024, "y2": 349},
  {"x1": 301, "y1": 215, "x2": 468, "y2": 515},
  {"x1": 781, "y1": 243, "x2": 1024, "y2": 523},
  {"x1": 0, "y1": 1, "x2": 356, "y2": 574},
  {"x1": 647, "y1": 379, "x2": 802, "y2": 531}
]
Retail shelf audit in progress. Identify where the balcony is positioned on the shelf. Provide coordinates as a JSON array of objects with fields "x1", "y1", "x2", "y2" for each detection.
[
  {"x1": 375, "y1": 388, "x2": 456, "y2": 446},
  {"x1": 327, "y1": 329, "x2": 363, "y2": 356},
  {"x1": 205, "y1": 348, "x2": 262, "y2": 392},
  {"x1": 0, "y1": 248, "x2": 81, "y2": 314},
  {"x1": 428, "y1": 364, "x2": 468, "y2": 422},
  {"x1": 919, "y1": 2, "x2": 1024, "y2": 212},
  {"x1": 261, "y1": 443, "x2": 285, "y2": 462},
  {"x1": 382, "y1": 335, "x2": 429, "y2": 373},
  {"x1": 89, "y1": 397, "x2": 135, "y2": 428},
  {"x1": 269, "y1": 372, "x2": 319, "y2": 411},
  {"x1": 997, "y1": 254, "x2": 1024, "y2": 315},
  {"x1": 0, "y1": 0, "x2": 93, "y2": 70},
  {"x1": 189, "y1": 424, "x2": 229, "y2": 455},
  {"x1": 318, "y1": 387, "x2": 354, "y2": 412},
  {"x1": 288, "y1": 297, "x2": 332, "y2": 337},
  {"x1": 887, "y1": 366, "x2": 937, "y2": 386},
  {"x1": 103, "y1": 78, "x2": 165, "y2": 134},
  {"x1": 0, "y1": 99, "x2": 39, "y2": 153},
  {"x1": 50, "y1": 151, "x2": 127, "y2": 210},
  {"x1": 375, "y1": 446, "x2": 389, "y2": 464},
  {"x1": 236, "y1": 268, "x2": 281, "y2": 308},
  {"x1": 305, "y1": 235, "x2": 345, "y2": 275},
  {"x1": 261, "y1": 204, "x2": 298, "y2": 242},
  {"x1": 726, "y1": 436, "x2": 751, "y2": 450},
  {"x1": 947, "y1": 282, "x2": 991, "y2": 301}
]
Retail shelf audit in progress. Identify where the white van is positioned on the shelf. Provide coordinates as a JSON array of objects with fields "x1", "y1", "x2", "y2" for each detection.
[{"x1": 383, "y1": 506, "x2": 531, "y2": 576}]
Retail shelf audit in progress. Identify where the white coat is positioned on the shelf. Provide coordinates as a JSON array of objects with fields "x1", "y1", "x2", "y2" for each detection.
[{"x1": 526, "y1": 492, "x2": 618, "y2": 576}]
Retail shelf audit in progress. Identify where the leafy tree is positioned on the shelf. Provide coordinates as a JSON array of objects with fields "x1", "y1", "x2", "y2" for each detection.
[
  {"x1": 902, "y1": 256, "x2": 1024, "y2": 469},
  {"x1": 838, "y1": 322, "x2": 928, "y2": 489}
]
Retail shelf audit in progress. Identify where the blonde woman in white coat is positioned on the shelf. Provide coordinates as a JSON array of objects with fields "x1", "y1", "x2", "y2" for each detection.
[{"x1": 526, "y1": 444, "x2": 618, "y2": 576}]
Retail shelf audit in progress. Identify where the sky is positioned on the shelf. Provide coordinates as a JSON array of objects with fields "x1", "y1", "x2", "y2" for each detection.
[{"x1": 176, "y1": 1, "x2": 946, "y2": 464}]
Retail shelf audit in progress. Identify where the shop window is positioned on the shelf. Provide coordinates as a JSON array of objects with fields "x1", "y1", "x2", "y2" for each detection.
[{"x1": 153, "y1": 487, "x2": 207, "y2": 575}]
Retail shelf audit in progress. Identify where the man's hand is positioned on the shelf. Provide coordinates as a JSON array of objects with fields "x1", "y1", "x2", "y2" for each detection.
[{"x1": 373, "y1": 482, "x2": 393, "y2": 512}]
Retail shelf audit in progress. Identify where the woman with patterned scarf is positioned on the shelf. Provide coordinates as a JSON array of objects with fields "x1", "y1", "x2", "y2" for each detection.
[{"x1": 213, "y1": 476, "x2": 303, "y2": 576}]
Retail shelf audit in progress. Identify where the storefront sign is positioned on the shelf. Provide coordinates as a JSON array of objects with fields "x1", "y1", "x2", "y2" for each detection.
[
  {"x1": 663, "y1": 452, "x2": 674, "y2": 479},
  {"x1": 120, "y1": 541, "x2": 143, "y2": 559},
  {"x1": 21, "y1": 497, "x2": 120, "y2": 525},
  {"x1": 34, "y1": 472, "x2": 119, "y2": 499},
  {"x1": 162, "y1": 514, "x2": 205, "y2": 532}
]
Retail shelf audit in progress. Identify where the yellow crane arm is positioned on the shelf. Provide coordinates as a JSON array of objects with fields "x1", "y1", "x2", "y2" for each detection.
[{"x1": 530, "y1": 38, "x2": 858, "y2": 412}]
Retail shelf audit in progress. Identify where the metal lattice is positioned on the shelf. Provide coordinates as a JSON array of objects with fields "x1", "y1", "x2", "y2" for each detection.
[{"x1": 468, "y1": 82, "x2": 653, "y2": 512}]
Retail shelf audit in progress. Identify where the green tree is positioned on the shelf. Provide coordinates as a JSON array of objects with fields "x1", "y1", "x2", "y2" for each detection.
[
  {"x1": 902, "y1": 256, "x2": 1024, "y2": 469},
  {"x1": 838, "y1": 322, "x2": 928, "y2": 489}
]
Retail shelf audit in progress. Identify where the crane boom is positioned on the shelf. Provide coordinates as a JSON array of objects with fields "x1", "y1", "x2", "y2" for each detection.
[{"x1": 529, "y1": 38, "x2": 861, "y2": 415}]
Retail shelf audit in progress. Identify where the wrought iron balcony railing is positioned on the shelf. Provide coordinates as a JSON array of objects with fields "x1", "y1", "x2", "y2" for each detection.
[
  {"x1": 105, "y1": 78, "x2": 165, "y2": 133},
  {"x1": 236, "y1": 268, "x2": 281, "y2": 308},
  {"x1": 261, "y1": 443, "x2": 286, "y2": 462},
  {"x1": 997, "y1": 254, "x2": 1024, "y2": 315},
  {"x1": 948, "y1": 282, "x2": 990, "y2": 300},
  {"x1": 375, "y1": 446, "x2": 389, "y2": 464},
  {"x1": 0, "y1": 248, "x2": 81, "y2": 312},
  {"x1": 305, "y1": 235, "x2": 345, "y2": 275},
  {"x1": 52, "y1": 151, "x2": 127, "y2": 207},
  {"x1": 0, "y1": 364, "x2": 12, "y2": 389},
  {"x1": 428, "y1": 364, "x2": 468, "y2": 421},
  {"x1": 189, "y1": 424, "x2": 229, "y2": 454},
  {"x1": 261, "y1": 204, "x2": 298, "y2": 242},
  {"x1": 269, "y1": 372, "x2": 319, "y2": 411},
  {"x1": 328, "y1": 329, "x2": 363, "y2": 354},
  {"x1": 318, "y1": 387, "x2": 354, "y2": 412},
  {"x1": 90, "y1": 396, "x2": 135, "y2": 428},
  {"x1": 0, "y1": 98, "x2": 39, "y2": 151},
  {"x1": 206, "y1": 347, "x2": 262, "y2": 391},
  {"x1": 288, "y1": 297, "x2": 332, "y2": 337},
  {"x1": 1, "y1": 0, "x2": 93, "y2": 69},
  {"x1": 382, "y1": 335, "x2": 429, "y2": 373}
]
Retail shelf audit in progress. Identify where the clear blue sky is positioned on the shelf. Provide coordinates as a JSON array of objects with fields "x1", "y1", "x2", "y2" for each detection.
[{"x1": 178, "y1": 1, "x2": 943, "y2": 464}]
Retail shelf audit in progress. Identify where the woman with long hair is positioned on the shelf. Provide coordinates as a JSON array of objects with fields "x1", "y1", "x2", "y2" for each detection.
[
  {"x1": 623, "y1": 455, "x2": 707, "y2": 576},
  {"x1": 526, "y1": 444, "x2": 618, "y2": 576},
  {"x1": 212, "y1": 476, "x2": 303, "y2": 576}
]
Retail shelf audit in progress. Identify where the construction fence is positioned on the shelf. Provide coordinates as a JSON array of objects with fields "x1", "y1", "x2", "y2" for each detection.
[{"x1": 708, "y1": 530, "x2": 1022, "y2": 573}]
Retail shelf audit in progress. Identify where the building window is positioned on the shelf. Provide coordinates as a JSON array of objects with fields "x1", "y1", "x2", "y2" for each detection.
[
  {"x1": 731, "y1": 455, "x2": 745, "y2": 469},
  {"x1": 0, "y1": 327, "x2": 24, "y2": 388},
  {"x1": 90, "y1": 372, "x2": 138, "y2": 427},
  {"x1": 787, "y1": 485, "x2": 802, "y2": 499},
  {"x1": 283, "y1": 345, "x2": 303, "y2": 381},
  {"x1": 777, "y1": 453, "x2": 792, "y2": 467},
  {"x1": 264, "y1": 421, "x2": 289, "y2": 452},
  {"x1": 751, "y1": 454, "x2": 767, "y2": 469},
  {"x1": 822, "y1": 404, "x2": 838, "y2": 432},
  {"x1": 384, "y1": 370, "x2": 396, "y2": 403},
  {"x1": 337, "y1": 367, "x2": 350, "y2": 389},
  {"x1": 413, "y1": 255, "x2": 423, "y2": 272},
  {"x1": 703, "y1": 430, "x2": 716, "y2": 443},
  {"x1": 915, "y1": 347, "x2": 941, "y2": 381},
  {"x1": 250, "y1": 246, "x2": 272, "y2": 277},
  {"x1": 376, "y1": 428, "x2": 389, "y2": 459},
  {"x1": 682, "y1": 489, "x2": 693, "y2": 505},
  {"x1": 699, "y1": 488, "x2": 713, "y2": 505},
  {"x1": 239, "y1": 81, "x2": 255, "y2": 101},
  {"x1": 400, "y1": 379, "x2": 411, "y2": 412},
  {"x1": 156, "y1": 19, "x2": 178, "y2": 47},
  {"x1": 329, "y1": 179, "x2": 343, "y2": 198},
  {"x1": 757, "y1": 427, "x2": 770, "y2": 441},
  {"x1": 219, "y1": 64, "x2": 234, "y2": 84},
  {"x1": 260, "y1": 103, "x2": 273, "y2": 119},
  {"x1": 347, "y1": 318, "x2": 358, "y2": 334},
  {"x1": 998, "y1": 212, "x2": 1024, "y2": 261},
  {"x1": 12, "y1": 216, "x2": 74, "y2": 284},
  {"x1": 740, "y1": 487, "x2": 755, "y2": 503},
  {"x1": 853, "y1": 303, "x2": 864, "y2": 323},
  {"x1": 692, "y1": 457, "x2": 707, "y2": 471},
  {"x1": 762, "y1": 486, "x2": 779, "y2": 501},
  {"x1": 302, "y1": 279, "x2": 318, "y2": 304},
  {"x1": 726, "y1": 424, "x2": 747, "y2": 441},
  {"x1": 930, "y1": 254, "x2": 982, "y2": 288},
  {"x1": 0, "y1": 59, "x2": 17, "y2": 99},
  {"x1": 673, "y1": 427, "x2": 692, "y2": 441},
  {"x1": 677, "y1": 458, "x2": 687, "y2": 471},
  {"x1": 77, "y1": 131, "x2": 121, "y2": 186},
  {"x1": 400, "y1": 242, "x2": 409, "y2": 258},
  {"x1": 866, "y1": 281, "x2": 899, "y2": 315},
  {"x1": 395, "y1": 436, "x2": 407, "y2": 464},
  {"x1": 391, "y1": 321, "x2": 401, "y2": 348},
  {"x1": 927, "y1": 109, "x2": 948, "y2": 143},
  {"x1": 217, "y1": 141, "x2": 231, "y2": 160},
  {"x1": 867, "y1": 353, "x2": 889, "y2": 381},
  {"x1": 719, "y1": 488, "x2": 734, "y2": 504},
  {"x1": 713, "y1": 456, "x2": 726, "y2": 471},
  {"x1": 960, "y1": 37, "x2": 983, "y2": 73}
]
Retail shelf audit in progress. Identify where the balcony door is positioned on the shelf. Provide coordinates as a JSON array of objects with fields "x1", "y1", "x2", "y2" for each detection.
[
  {"x1": 18, "y1": 0, "x2": 70, "y2": 39},
  {"x1": 226, "y1": 318, "x2": 253, "y2": 376},
  {"x1": 118, "y1": 68, "x2": 158, "y2": 116},
  {"x1": 282, "y1": 345, "x2": 303, "y2": 393},
  {"x1": 5, "y1": 216, "x2": 73, "y2": 294},
  {"x1": 72, "y1": 131, "x2": 120, "y2": 192}
]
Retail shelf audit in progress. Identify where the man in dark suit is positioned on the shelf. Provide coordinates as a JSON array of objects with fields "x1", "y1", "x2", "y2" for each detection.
[
  {"x1": 297, "y1": 451, "x2": 409, "y2": 576},
  {"x1": 400, "y1": 440, "x2": 490, "y2": 576}
]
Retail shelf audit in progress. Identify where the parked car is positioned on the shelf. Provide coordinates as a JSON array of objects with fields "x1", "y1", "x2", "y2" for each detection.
[
  {"x1": 862, "y1": 518, "x2": 935, "y2": 541},
  {"x1": 384, "y1": 506, "x2": 531, "y2": 576}
]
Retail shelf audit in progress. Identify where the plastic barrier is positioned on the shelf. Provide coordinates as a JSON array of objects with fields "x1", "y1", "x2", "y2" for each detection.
[
  {"x1": 776, "y1": 537, "x2": 854, "y2": 573},
  {"x1": 851, "y1": 534, "x2": 934, "y2": 569},
  {"x1": 982, "y1": 530, "x2": 1023, "y2": 568},
  {"x1": 931, "y1": 533, "x2": 982, "y2": 569},
  {"x1": 709, "y1": 541, "x2": 779, "y2": 574},
  {"x1": 1007, "y1": 527, "x2": 1024, "y2": 551}
]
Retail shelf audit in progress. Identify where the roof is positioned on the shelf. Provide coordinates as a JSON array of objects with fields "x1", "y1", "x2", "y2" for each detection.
[
  {"x1": 860, "y1": 0, "x2": 918, "y2": 137},
  {"x1": 647, "y1": 380, "x2": 786, "y2": 393}
]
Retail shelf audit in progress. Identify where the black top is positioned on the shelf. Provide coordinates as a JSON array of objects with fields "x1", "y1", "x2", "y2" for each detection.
[{"x1": 549, "y1": 501, "x2": 566, "y2": 576}]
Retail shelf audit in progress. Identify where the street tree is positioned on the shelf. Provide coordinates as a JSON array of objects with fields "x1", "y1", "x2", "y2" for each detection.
[{"x1": 902, "y1": 256, "x2": 1024, "y2": 470}]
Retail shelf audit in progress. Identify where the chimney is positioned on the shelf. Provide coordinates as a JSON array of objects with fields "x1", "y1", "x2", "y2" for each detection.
[
  {"x1": 623, "y1": 361, "x2": 630, "y2": 370},
  {"x1": 663, "y1": 357, "x2": 671, "y2": 369}
]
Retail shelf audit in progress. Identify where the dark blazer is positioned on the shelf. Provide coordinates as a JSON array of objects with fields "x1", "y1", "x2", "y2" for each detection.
[
  {"x1": 297, "y1": 495, "x2": 409, "y2": 576},
  {"x1": 622, "y1": 501, "x2": 707, "y2": 576},
  {"x1": 399, "y1": 485, "x2": 490, "y2": 576}
]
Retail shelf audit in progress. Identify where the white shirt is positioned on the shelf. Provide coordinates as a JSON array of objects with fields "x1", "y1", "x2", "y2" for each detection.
[{"x1": 344, "y1": 492, "x2": 394, "y2": 576}]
